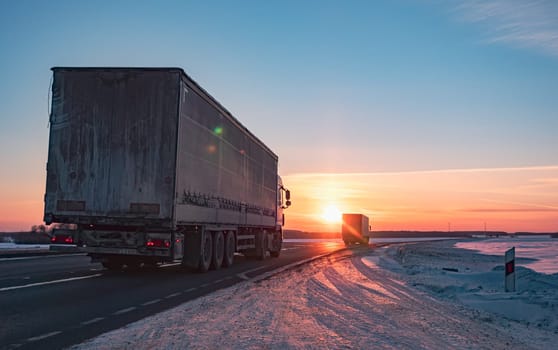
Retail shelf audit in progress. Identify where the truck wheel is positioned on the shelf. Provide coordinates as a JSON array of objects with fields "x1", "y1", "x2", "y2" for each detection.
[
  {"x1": 222, "y1": 231, "x2": 235, "y2": 267},
  {"x1": 270, "y1": 231, "x2": 282, "y2": 258},
  {"x1": 210, "y1": 231, "x2": 224, "y2": 270},
  {"x1": 198, "y1": 231, "x2": 213, "y2": 273},
  {"x1": 256, "y1": 232, "x2": 267, "y2": 261}
]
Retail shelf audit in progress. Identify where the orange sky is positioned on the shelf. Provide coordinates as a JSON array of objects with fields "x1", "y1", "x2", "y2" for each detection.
[
  {"x1": 282, "y1": 166, "x2": 558, "y2": 233},
  {"x1": 1, "y1": 166, "x2": 557, "y2": 233}
]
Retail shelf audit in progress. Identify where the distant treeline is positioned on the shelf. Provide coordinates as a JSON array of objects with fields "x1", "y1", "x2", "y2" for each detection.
[{"x1": 371, "y1": 231, "x2": 502, "y2": 238}]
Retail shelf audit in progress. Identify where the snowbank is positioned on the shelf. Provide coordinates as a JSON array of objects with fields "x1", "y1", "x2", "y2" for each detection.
[
  {"x1": 0, "y1": 242, "x2": 49, "y2": 251},
  {"x1": 382, "y1": 240, "x2": 558, "y2": 334},
  {"x1": 73, "y1": 240, "x2": 558, "y2": 349}
]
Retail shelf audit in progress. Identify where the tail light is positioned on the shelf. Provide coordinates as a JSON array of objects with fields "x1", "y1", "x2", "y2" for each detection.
[{"x1": 146, "y1": 239, "x2": 170, "y2": 248}]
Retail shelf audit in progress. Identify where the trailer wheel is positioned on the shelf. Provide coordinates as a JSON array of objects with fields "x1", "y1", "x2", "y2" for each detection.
[
  {"x1": 210, "y1": 231, "x2": 224, "y2": 270},
  {"x1": 198, "y1": 231, "x2": 213, "y2": 273},
  {"x1": 222, "y1": 231, "x2": 235, "y2": 267}
]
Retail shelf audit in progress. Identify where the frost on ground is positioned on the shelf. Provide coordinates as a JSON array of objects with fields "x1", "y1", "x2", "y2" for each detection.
[{"x1": 74, "y1": 241, "x2": 558, "y2": 350}]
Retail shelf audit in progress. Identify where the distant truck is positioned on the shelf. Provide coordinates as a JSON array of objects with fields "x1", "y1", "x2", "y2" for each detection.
[
  {"x1": 44, "y1": 67, "x2": 291, "y2": 272},
  {"x1": 341, "y1": 213, "x2": 370, "y2": 246}
]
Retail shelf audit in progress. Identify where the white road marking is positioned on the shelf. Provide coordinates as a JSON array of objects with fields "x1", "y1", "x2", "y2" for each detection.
[
  {"x1": 200, "y1": 283, "x2": 210, "y2": 288},
  {"x1": 0, "y1": 274, "x2": 102, "y2": 292},
  {"x1": 184, "y1": 287, "x2": 197, "y2": 293},
  {"x1": 214, "y1": 278, "x2": 224, "y2": 284},
  {"x1": 112, "y1": 307, "x2": 137, "y2": 315},
  {"x1": 141, "y1": 299, "x2": 162, "y2": 306},
  {"x1": 81, "y1": 317, "x2": 105, "y2": 326},
  {"x1": 165, "y1": 292, "x2": 181, "y2": 299},
  {"x1": 27, "y1": 331, "x2": 62, "y2": 342},
  {"x1": 160, "y1": 263, "x2": 181, "y2": 268}
]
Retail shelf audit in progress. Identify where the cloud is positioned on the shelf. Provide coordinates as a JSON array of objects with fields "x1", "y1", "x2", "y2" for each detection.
[
  {"x1": 453, "y1": 0, "x2": 558, "y2": 57},
  {"x1": 285, "y1": 165, "x2": 558, "y2": 178},
  {"x1": 464, "y1": 208, "x2": 558, "y2": 213}
]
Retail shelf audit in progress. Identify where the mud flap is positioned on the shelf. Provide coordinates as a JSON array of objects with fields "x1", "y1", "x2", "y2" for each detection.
[{"x1": 182, "y1": 230, "x2": 202, "y2": 269}]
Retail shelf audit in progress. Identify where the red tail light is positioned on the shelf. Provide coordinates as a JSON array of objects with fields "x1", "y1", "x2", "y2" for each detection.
[
  {"x1": 146, "y1": 239, "x2": 170, "y2": 248},
  {"x1": 51, "y1": 236, "x2": 56, "y2": 242},
  {"x1": 64, "y1": 236, "x2": 73, "y2": 244}
]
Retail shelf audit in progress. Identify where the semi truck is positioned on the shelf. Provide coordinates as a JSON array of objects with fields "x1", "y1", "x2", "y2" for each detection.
[
  {"x1": 44, "y1": 67, "x2": 291, "y2": 272},
  {"x1": 341, "y1": 213, "x2": 370, "y2": 246}
]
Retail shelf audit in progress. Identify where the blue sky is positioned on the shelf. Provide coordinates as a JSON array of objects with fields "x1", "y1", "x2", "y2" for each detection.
[{"x1": 1, "y1": 0, "x2": 557, "y2": 231}]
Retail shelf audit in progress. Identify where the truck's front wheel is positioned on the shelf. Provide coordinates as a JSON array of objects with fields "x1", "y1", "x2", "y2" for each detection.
[{"x1": 270, "y1": 230, "x2": 282, "y2": 258}]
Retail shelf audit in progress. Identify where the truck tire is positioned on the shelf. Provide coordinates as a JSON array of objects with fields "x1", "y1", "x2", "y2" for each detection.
[
  {"x1": 222, "y1": 231, "x2": 235, "y2": 267},
  {"x1": 256, "y1": 232, "x2": 267, "y2": 261},
  {"x1": 198, "y1": 231, "x2": 213, "y2": 273},
  {"x1": 210, "y1": 231, "x2": 224, "y2": 270},
  {"x1": 270, "y1": 231, "x2": 282, "y2": 258}
]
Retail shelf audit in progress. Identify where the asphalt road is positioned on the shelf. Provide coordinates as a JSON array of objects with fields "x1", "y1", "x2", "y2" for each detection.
[{"x1": 0, "y1": 240, "x2": 347, "y2": 350}]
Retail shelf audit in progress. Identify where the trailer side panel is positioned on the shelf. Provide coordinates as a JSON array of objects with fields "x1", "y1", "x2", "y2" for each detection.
[{"x1": 174, "y1": 77, "x2": 278, "y2": 227}]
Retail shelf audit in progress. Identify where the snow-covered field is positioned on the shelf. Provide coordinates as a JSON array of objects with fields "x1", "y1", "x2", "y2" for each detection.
[
  {"x1": 73, "y1": 239, "x2": 558, "y2": 350},
  {"x1": 456, "y1": 236, "x2": 558, "y2": 274}
]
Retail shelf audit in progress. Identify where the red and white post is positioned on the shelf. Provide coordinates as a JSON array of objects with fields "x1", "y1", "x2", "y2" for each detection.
[{"x1": 505, "y1": 247, "x2": 515, "y2": 292}]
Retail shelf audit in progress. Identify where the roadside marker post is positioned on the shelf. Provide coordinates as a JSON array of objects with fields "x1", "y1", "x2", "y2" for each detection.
[{"x1": 504, "y1": 247, "x2": 515, "y2": 292}]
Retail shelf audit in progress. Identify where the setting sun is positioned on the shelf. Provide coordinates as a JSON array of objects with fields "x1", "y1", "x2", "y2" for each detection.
[{"x1": 321, "y1": 204, "x2": 342, "y2": 224}]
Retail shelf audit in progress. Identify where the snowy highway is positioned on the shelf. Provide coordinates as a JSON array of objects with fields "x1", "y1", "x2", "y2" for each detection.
[
  {"x1": 2, "y1": 239, "x2": 557, "y2": 349},
  {"x1": 0, "y1": 240, "x2": 346, "y2": 350},
  {"x1": 74, "y1": 240, "x2": 558, "y2": 350}
]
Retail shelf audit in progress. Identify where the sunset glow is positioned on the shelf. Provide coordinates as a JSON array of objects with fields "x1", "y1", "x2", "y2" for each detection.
[
  {"x1": 320, "y1": 204, "x2": 342, "y2": 224},
  {"x1": 284, "y1": 166, "x2": 558, "y2": 233}
]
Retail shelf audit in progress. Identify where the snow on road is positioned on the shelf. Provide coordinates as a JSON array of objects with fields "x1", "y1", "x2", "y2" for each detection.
[{"x1": 73, "y1": 241, "x2": 557, "y2": 349}]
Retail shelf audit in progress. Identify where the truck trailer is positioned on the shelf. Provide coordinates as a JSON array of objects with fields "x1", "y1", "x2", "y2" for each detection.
[
  {"x1": 341, "y1": 213, "x2": 370, "y2": 246},
  {"x1": 44, "y1": 67, "x2": 291, "y2": 272}
]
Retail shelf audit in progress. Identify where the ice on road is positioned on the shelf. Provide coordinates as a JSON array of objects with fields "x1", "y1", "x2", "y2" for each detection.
[{"x1": 74, "y1": 241, "x2": 557, "y2": 349}]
